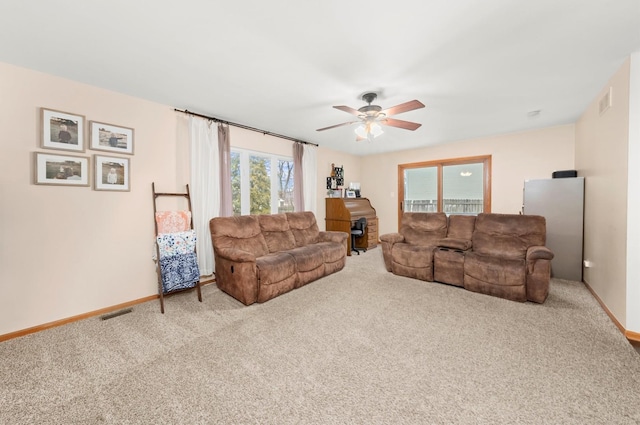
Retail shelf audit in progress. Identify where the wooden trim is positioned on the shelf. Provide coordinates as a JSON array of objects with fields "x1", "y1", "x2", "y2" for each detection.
[
  {"x1": 0, "y1": 274, "x2": 216, "y2": 343},
  {"x1": 583, "y1": 279, "x2": 640, "y2": 344},
  {"x1": 437, "y1": 165, "x2": 443, "y2": 212},
  {"x1": 484, "y1": 156, "x2": 492, "y2": 213},
  {"x1": 626, "y1": 330, "x2": 640, "y2": 344},
  {"x1": 0, "y1": 295, "x2": 156, "y2": 343},
  {"x1": 399, "y1": 154, "x2": 492, "y2": 170}
]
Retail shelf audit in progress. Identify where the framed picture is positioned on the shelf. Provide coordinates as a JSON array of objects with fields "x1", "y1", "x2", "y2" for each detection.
[
  {"x1": 34, "y1": 152, "x2": 89, "y2": 186},
  {"x1": 41, "y1": 108, "x2": 85, "y2": 152},
  {"x1": 90, "y1": 121, "x2": 134, "y2": 155},
  {"x1": 346, "y1": 190, "x2": 356, "y2": 198},
  {"x1": 94, "y1": 155, "x2": 130, "y2": 191}
]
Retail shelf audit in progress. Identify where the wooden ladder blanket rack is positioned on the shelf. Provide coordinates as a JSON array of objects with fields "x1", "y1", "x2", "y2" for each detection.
[{"x1": 152, "y1": 182, "x2": 203, "y2": 313}]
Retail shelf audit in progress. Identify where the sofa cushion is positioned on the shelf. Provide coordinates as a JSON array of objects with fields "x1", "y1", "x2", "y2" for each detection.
[
  {"x1": 286, "y1": 212, "x2": 320, "y2": 247},
  {"x1": 258, "y1": 213, "x2": 296, "y2": 253},
  {"x1": 464, "y1": 253, "x2": 526, "y2": 287},
  {"x1": 256, "y1": 252, "x2": 297, "y2": 286},
  {"x1": 472, "y1": 213, "x2": 546, "y2": 259},
  {"x1": 210, "y1": 215, "x2": 269, "y2": 258},
  {"x1": 315, "y1": 241, "x2": 346, "y2": 264},
  {"x1": 400, "y1": 213, "x2": 448, "y2": 246},
  {"x1": 392, "y1": 243, "x2": 436, "y2": 268},
  {"x1": 287, "y1": 245, "x2": 325, "y2": 272},
  {"x1": 446, "y1": 215, "x2": 476, "y2": 239}
]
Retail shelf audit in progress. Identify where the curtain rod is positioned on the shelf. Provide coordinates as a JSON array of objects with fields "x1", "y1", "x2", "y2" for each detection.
[{"x1": 174, "y1": 108, "x2": 319, "y2": 147}]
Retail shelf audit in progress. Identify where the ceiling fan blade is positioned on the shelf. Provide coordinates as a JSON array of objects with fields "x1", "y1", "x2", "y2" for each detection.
[
  {"x1": 355, "y1": 135, "x2": 367, "y2": 142},
  {"x1": 380, "y1": 100, "x2": 425, "y2": 117},
  {"x1": 381, "y1": 118, "x2": 422, "y2": 131},
  {"x1": 333, "y1": 105, "x2": 362, "y2": 116},
  {"x1": 316, "y1": 121, "x2": 359, "y2": 132}
]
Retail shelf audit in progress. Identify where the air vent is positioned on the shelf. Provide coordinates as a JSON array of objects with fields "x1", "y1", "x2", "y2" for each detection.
[
  {"x1": 100, "y1": 308, "x2": 133, "y2": 320},
  {"x1": 599, "y1": 87, "x2": 612, "y2": 115}
]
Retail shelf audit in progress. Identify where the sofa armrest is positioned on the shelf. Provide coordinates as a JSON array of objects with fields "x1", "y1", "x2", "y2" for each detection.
[
  {"x1": 526, "y1": 246, "x2": 554, "y2": 261},
  {"x1": 379, "y1": 233, "x2": 404, "y2": 272},
  {"x1": 318, "y1": 230, "x2": 348, "y2": 244},
  {"x1": 437, "y1": 238, "x2": 472, "y2": 251},
  {"x1": 215, "y1": 247, "x2": 256, "y2": 263},
  {"x1": 380, "y1": 233, "x2": 405, "y2": 244}
]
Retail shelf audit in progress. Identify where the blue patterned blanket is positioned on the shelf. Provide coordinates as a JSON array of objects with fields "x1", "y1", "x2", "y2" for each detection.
[{"x1": 159, "y1": 252, "x2": 200, "y2": 293}]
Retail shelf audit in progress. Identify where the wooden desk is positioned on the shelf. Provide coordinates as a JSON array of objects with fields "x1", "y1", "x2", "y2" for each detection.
[{"x1": 325, "y1": 198, "x2": 378, "y2": 256}]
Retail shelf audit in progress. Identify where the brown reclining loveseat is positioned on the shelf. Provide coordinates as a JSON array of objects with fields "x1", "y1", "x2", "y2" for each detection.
[{"x1": 380, "y1": 212, "x2": 554, "y2": 303}]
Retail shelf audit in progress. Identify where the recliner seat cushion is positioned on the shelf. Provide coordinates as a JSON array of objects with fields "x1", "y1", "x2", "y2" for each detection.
[
  {"x1": 287, "y1": 245, "x2": 325, "y2": 272},
  {"x1": 392, "y1": 243, "x2": 436, "y2": 268},
  {"x1": 392, "y1": 244, "x2": 437, "y2": 281},
  {"x1": 464, "y1": 253, "x2": 525, "y2": 287},
  {"x1": 316, "y1": 241, "x2": 345, "y2": 264},
  {"x1": 256, "y1": 252, "x2": 297, "y2": 285}
]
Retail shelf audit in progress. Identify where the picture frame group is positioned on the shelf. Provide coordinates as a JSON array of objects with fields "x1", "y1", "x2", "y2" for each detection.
[{"x1": 35, "y1": 108, "x2": 134, "y2": 191}]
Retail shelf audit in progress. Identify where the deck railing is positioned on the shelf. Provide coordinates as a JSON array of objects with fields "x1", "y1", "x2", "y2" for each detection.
[{"x1": 404, "y1": 199, "x2": 483, "y2": 214}]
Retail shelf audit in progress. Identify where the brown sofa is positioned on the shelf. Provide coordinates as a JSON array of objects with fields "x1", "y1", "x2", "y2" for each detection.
[
  {"x1": 209, "y1": 211, "x2": 347, "y2": 305},
  {"x1": 380, "y1": 212, "x2": 554, "y2": 303}
]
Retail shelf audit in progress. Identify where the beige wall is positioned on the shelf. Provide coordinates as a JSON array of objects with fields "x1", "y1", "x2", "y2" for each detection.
[
  {"x1": 576, "y1": 59, "x2": 631, "y2": 327},
  {"x1": 627, "y1": 52, "x2": 640, "y2": 334},
  {"x1": 0, "y1": 62, "x2": 358, "y2": 336},
  {"x1": 0, "y1": 62, "x2": 180, "y2": 336},
  {"x1": 362, "y1": 125, "x2": 576, "y2": 236}
]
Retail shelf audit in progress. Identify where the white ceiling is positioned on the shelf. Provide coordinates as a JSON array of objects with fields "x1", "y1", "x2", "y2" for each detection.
[{"x1": 1, "y1": 1, "x2": 639, "y2": 156}]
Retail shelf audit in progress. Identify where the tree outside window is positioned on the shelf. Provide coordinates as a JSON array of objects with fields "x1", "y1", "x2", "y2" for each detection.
[{"x1": 231, "y1": 149, "x2": 295, "y2": 216}]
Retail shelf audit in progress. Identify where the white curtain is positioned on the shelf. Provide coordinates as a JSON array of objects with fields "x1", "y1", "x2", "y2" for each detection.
[
  {"x1": 189, "y1": 116, "x2": 220, "y2": 275},
  {"x1": 302, "y1": 144, "x2": 318, "y2": 215}
]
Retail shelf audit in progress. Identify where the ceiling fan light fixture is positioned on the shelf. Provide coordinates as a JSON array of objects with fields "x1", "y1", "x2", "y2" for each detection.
[
  {"x1": 318, "y1": 92, "x2": 424, "y2": 141},
  {"x1": 354, "y1": 122, "x2": 383, "y2": 140},
  {"x1": 354, "y1": 125, "x2": 367, "y2": 139},
  {"x1": 370, "y1": 123, "x2": 383, "y2": 137}
]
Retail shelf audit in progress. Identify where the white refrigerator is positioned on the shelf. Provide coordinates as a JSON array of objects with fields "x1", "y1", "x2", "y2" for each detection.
[{"x1": 522, "y1": 177, "x2": 584, "y2": 281}]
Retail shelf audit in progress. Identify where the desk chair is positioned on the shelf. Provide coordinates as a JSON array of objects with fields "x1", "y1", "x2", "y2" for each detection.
[{"x1": 351, "y1": 217, "x2": 367, "y2": 255}]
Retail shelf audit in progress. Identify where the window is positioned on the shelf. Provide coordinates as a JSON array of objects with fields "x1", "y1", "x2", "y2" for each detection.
[
  {"x1": 231, "y1": 149, "x2": 295, "y2": 216},
  {"x1": 398, "y1": 155, "x2": 491, "y2": 224}
]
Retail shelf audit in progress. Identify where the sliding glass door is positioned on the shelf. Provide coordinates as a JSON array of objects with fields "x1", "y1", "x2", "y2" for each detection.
[
  {"x1": 399, "y1": 156, "x2": 491, "y2": 227},
  {"x1": 403, "y1": 166, "x2": 438, "y2": 212},
  {"x1": 442, "y1": 162, "x2": 485, "y2": 214}
]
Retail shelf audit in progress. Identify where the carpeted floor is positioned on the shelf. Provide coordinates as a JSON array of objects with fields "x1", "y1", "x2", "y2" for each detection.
[{"x1": 1, "y1": 249, "x2": 639, "y2": 424}]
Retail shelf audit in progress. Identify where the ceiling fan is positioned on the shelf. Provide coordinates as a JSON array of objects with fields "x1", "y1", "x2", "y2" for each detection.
[{"x1": 316, "y1": 92, "x2": 425, "y2": 141}]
